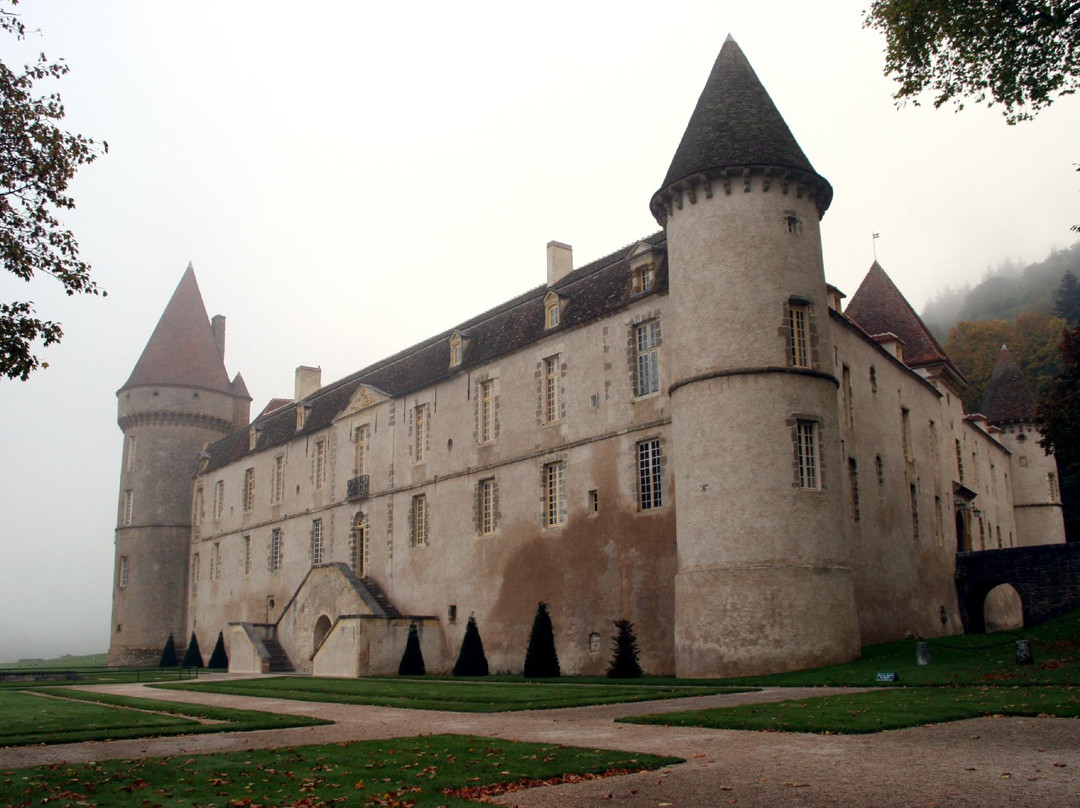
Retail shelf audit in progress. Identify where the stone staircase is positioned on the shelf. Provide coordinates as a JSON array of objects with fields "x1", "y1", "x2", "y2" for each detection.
[
  {"x1": 357, "y1": 576, "x2": 402, "y2": 618},
  {"x1": 261, "y1": 636, "x2": 295, "y2": 672}
]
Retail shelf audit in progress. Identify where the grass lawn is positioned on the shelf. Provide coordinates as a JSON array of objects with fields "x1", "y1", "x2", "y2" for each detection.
[
  {"x1": 621, "y1": 685, "x2": 1080, "y2": 733},
  {"x1": 0, "y1": 653, "x2": 107, "y2": 669},
  {"x1": 0, "y1": 734, "x2": 681, "y2": 807},
  {"x1": 0, "y1": 689, "x2": 329, "y2": 746},
  {"x1": 155, "y1": 676, "x2": 751, "y2": 711}
]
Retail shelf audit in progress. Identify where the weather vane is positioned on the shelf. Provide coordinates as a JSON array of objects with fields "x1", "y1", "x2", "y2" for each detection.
[{"x1": 872, "y1": 232, "x2": 880, "y2": 262}]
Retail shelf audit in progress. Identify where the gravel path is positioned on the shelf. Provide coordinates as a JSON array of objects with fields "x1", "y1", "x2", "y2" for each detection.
[{"x1": 1, "y1": 680, "x2": 1077, "y2": 807}]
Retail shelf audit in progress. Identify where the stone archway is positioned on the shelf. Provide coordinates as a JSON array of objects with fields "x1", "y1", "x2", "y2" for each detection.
[
  {"x1": 313, "y1": 614, "x2": 332, "y2": 653},
  {"x1": 983, "y1": 583, "x2": 1024, "y2": 632}
]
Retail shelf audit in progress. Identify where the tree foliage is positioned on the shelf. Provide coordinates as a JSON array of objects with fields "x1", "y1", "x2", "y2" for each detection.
[
  {"x1": 181, "y1": 631, "x2": 204, "y2": 668},
  {"x1": 158, "y1": 634, "x2": 178, "y2": 668},
  {"x1": 1038, "y1": 323, "x2": 1080, "y2": 475},
  {"x1": 946, "y1": 311, "x2": 1065, "y2": 411},
  {"x1": 207, "y1": 631, "x2": 228, "y2": 670},
  {"x1": 452, "y1": 614, "x2": 489, "y2": 677},
  {"x1": 1054, "y1": 270, "x2": 1080, "y2": 324},
  {"x1": 1, "y1": 0, "x2": 106, "y2": 380},
  {"x1": 864, "y1": 1, "x2": 1080, "y2": 123},
  {"x1": 397, "y1": 623, "x2": 426, "y2": 676},
  {"x1": 523, "y1": 602, "x2": 560, "y2": 678},
  {"x1": 606, "y1": 619, "x2": 644, "y2": 679}
]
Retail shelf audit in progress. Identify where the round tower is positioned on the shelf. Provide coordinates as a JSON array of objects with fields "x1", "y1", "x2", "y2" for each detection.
[
  {"x1": 108, "y1": 265, "x2": 250, "y2": 665},
  {"x1": 981, "y1": 344, "x2": 1066, "y2": 547},
  {"x1": 651, "y1": 37, "x2": 860, "y2": 677}
]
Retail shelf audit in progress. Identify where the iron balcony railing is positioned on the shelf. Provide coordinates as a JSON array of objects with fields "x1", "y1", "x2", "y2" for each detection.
[{"x1": 347, "y1": 474, "x2": 369, "y2": 501}]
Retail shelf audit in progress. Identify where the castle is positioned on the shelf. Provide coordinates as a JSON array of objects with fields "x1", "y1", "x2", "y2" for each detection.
[{"x1": 108, "y1": 38, "x2": 1066, "y2": 677}]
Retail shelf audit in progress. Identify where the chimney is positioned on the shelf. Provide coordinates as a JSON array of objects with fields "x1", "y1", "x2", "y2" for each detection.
[
  {"x1": 211, "y1": 315, "x2": 226, "y2": 359},
  {"x1": 294, "y1": 365, "x2": 322, "y2": 401},
  {"x1": 547, "y1": 241, "x2": 573, "y2": 286}
]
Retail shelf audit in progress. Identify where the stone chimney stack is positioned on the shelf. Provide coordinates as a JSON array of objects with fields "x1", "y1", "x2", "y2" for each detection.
[
  {"x1": 295, "y1": 365, "x2": 322, "y2": 401},
  {"x1": 546, "y1": 241, "x2": 573, "y2": 286},
  {"x1": 211, "y1": 315, "x2": 226, "y2": 359}
]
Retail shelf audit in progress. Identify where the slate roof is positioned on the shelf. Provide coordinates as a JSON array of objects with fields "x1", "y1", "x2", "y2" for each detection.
[
  {"x1": 121, "y1": 264, "x2": 244, "y2": 397},
  {"x1": 202, "y1": 233, "x2": 668, "y2": 472},
  {"x1": 845, "y1": 262, "x2": 963, "y2": 378},
  {"x1": 653, "y1": 36, "x2": 832, "y2": 216},
  {"x1": 981, "y1": 345, "x2": 1037, "y2": 423}
]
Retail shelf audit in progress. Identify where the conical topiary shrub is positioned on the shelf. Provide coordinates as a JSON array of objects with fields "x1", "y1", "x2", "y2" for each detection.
[
  {"x1": 208, "y1": 631, "x2": 229, "y2": 669},
  {"x1": 523, "y1": 601, "x2": 560, "y2": 678},
  {"x1": 398, "y1": 623, "x2": 426, "y2": 675},
  {"x1": 181, "y1": 631, "x2": 204, "y2": 668},
  {"x1": 452, "y1": 613, "x2": 489, "y2": 676},
  {"x1": 606, "y1": 619, "x2": 644, "y2": 678},
  {"x1": 158, "y1": 633, "x2": 178, "y2": 667}
]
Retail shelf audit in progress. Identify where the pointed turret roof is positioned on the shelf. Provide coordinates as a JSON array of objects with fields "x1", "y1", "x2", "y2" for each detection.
[
  {"x1": 652, "y1": 37, "x2": 832, "y2": 217},
  {"x1": 846, "y1": 262, "x2": 962, "y2": 377},
  {"x1": 121, "y1": 264, "x2": 237, "y2": 395},
  {"x1": 981, "y1": 344, "x2": 1037, "y2": 423}
]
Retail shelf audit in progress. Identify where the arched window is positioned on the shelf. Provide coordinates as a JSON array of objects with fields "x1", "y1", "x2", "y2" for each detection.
[{"x1": 349, "y1": 512, "x2": 367, "y2": 577}]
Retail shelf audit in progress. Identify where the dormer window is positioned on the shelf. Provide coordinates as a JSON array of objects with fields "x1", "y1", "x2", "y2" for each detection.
[
  {"x1": 248, "y1": 425, "x2": 262, "y2": 450},
  {"x1": 448, "y1": 331, "x2": 468, "y2": 368},
  {"x1": 632, "y1": 264, "x2": 654, "y2": 295},
  {"x1": 543, "y1": 290, "x2": 566, "y2": 330},
  {"x1": 296, "y1": 402, "x2": 312, "y2": 431}
]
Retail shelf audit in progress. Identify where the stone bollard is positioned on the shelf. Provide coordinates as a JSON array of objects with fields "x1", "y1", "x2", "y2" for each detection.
[
  {"x1": 1015, "y1": 638, "x2": 1033, "y2": 666},
  {"x1": 916, "y1": 640, "x2": 931, "y2": 666}
]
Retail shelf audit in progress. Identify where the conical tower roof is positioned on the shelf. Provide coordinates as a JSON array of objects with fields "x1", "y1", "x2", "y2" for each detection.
[
  {"x1": 652, "y1": 36, "x2": 832, "y2": 220},
  {"x1": 981, "y1": 344, "x2": 1037, "y2": 423},
  {"x1": 846, "y1": 261, "x2": 961, "y2": 375},
  {"x1": 121, "y1": 264, "x2": 235, "y2": 394}
]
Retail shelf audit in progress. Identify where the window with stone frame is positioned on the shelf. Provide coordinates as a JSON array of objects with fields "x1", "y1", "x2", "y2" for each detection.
[
  {"x1": 411, "y1": 494, "x2": 428, "y2": 546},
  {"x1": 637, "y1": 438, "x2": 663, "y2": 510},
  {"x1": 787, "y1": 302, "x2": 810, "y2": 368},
  {"x1": 542, "y1": 355, "x2": 561, "y2": 424},
  {"x1": 269, "y1": 528, "x2": 283, "y2": 571},
  {"x1": 955, "y1": 439, "x2": 965, "y2": 482},
  {"x1": 353, "y1": 424, "x2": 370, "y2": 476},
  {"x1": 842, "y1": 365, "x2": 854, "y2": 427},
  {"x1": 272, "y1": 455, "x2": 285, "y2": 504},
  {"x1": 631, "y1": 264, "x2": 654, "y2": 295},
  {"x1": 243, "y1": 467, "x2": 255, "y2": 511},
  {"x1": 634, "y1": 320, "x2": 660, "y2": 397},
  {"x1": 901, "y1": 407, "x2": 912, "y2": 461},
  {"x1": 126, "y1": 435, "x2": 136, "y2": 472},
  {"x1": 210, "y1": 541, "x2": 220, "y2": 582},
  {"x1": 314, "y1": 439, "x2": 327, "y2": 489},
  {"x1": 213, "y1": 480, "x2": 224, "y2": 520},
  {"x1": 479, "y1": 379, "x2": 496, "y2": 444},
  {"x1": 191, "y1": 552, "x2": 200, "y2": 586},
  {"x1": 193, "y1": 485, "x2": 204, "y2": 524},
  {"x1": 350, "y1": 512, "x2": 366, "y2": 576},
  {"x1": 449, "y1": 332, "x2": 464, "y2": 367},
  {"x1": 413, "y1": 404, "x2": 429, "y2": 462},
  {"x1": 796, "y1": 420, "x2": 819, "y2": 490},
  {"x1": 545, "y1": 296, "x2": 561, "y2": 329},
  {"x1": 242, "y1": 535, "x2": 252, "y2": 576},
  {"x1": 910, "y1": 483, "x2": 920, "y2": 540},
  {"x1": 479, "y1": 477, "x2": 497, "y2": 535},
  {"x1": 118, "y1": 556, "x2": 129, "y2": 588},
  {"x1": 311, "y1": 518, "x2": 324, "y2": 565},
  {"x1": 848, "y1": 458, "x2": 860, "y2": 522},
  {"x1": 122, "y1": 489, "x2": 134, "y2": 526},
  {"x1": 543, "y1": 461, "x2": 566, "y2": 527}
]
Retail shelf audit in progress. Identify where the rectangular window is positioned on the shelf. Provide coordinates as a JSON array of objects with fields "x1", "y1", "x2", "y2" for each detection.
[
  {"x1": 848, "y1": 458, "x2": 860, "y2": 522},
  {"x1": 544, "y1": 461, "x2": 566, "y2": 526},
  {"x1": 243, "y1": 467, "x2": 255, "y2": 511},
  {"x1": 901, "y1": 407, "x2": 912, "y2": 461},
  {"x1": 842, "y1": 365, "x2": 853, "y2": 427},
  {"x1": 910, "y1": 483, "x2": 920, "y2": 540},
  {"x1": 546, "y1": 300, "x2": 560, "y2": 329},
  {"x1": 589, "y1": 489, "x2": 599, "y2": 516},
  {"x1": 354, "y1": 424, "x2": 370, "y2": 475},
  {"x1": 635, "y1": 321, "x2": 660, "y2": 397},
  {"x1": 479, "y1": 478, "x2": 496, "y2": 535},
  {"x1": 955, "y1": 439, "x2": 964, "y2": 482},
  {"x1": 122, "y1": 489, "x2": 134, "y2": 526},
  {"x1": 269, "y1": 528, "x2": 283, "y2": 571},
  {"x1": 191, "y1": 552, "x2": 200, "y2": 586},
  {"x1": 242, "y1": 535, "x2": 252, "y2": 576},
  {"x1": 788, "y1": 304, "x2": 809, "y2": 368},
  {"x1": 543, "y1": 355, "x2": 561, "y2": 423},
  {"x1": 414, "y1": 405, "x2": 428, "y2": 462},
  {"x1": 272, "y1": 456, "x2": 285, "y2": 504},
  {"x1": 637, "y1": 438, "x2": 663, "y2": 510},
  {"x1": 126, "y1": 435, "x2": 136, "y2": 473},
  {"x1": 796, "y1": 421, "x2": 819, "y2": 490},
  {"x1": 193, "y1": 486, "x2": 204, "y2": 523},
  {"x1": 312, "y1": 518, "x2": 324, "y2": 565},
  {"x1": 210, "y1": 541, "x2": 220, "y2": 582},
  {"x1": 480, "y1": 380, "x2": 495, "y2": 443},
  {"x1": 1049, "y1": 472, "x2": 1059, "y2": 503},
  {"x1": 314, "y1": 439, "x2": 327, "y2": 489},
  {"x1": 213, "y1": 480, "x2": 224, "y2": 520},
  {"x1": 119, "y1": 556, "x2": 129, "y2": 588},
  {"x1": 412, "y1": 494, "x2": 427, "y2": 546}
]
